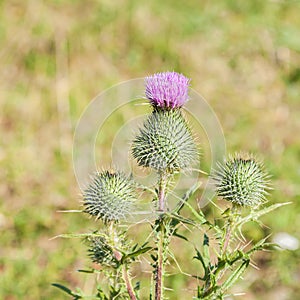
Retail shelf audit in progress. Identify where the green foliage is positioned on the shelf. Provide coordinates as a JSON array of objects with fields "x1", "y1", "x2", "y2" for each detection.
[{"x1": 52, "y1": 283, "x2": 83, "y2": 299}]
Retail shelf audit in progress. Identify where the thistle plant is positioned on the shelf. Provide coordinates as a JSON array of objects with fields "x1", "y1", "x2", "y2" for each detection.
[{"x1": 53, "y1": 71, "x2": 288, "y2": 300}]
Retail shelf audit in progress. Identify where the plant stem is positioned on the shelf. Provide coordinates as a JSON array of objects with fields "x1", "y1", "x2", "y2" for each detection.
[
  {"x1": 155, "y1": 173, "x2": 167, "y2": 300},
  {"x1": 222, "y1": 204, "x2": 238, "y2": 255},
  {"x1": 158, "y1": 173, "x2": 167, "y2": 211},
  {"x1": 222, "y1": 224, "x2": 232, "y2": 255},
  {"x1": 155, "y1": 231, "x2": 164, "y2": 300},
  {"x1": 122, "y1": 264, "x2": 137, "y2": 300}
]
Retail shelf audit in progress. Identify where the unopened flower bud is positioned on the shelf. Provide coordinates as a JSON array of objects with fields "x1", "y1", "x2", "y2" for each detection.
[
  {"x1": 213, "y1": 153, "x2": 270, "y2": 207},
  {"x1": 83, "y1": 171, "x2": 137, "y2": 223},
  {"x1": 132, "y1": 109, "x2": 198, "y2": 173}
]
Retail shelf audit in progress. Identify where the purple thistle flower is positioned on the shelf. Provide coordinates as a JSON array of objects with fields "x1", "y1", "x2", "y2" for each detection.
[{"x1": 145, "y1": 72, "x2": 190, "y2": 109}]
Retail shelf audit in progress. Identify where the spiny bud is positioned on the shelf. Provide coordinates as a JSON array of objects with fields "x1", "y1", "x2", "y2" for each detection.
[
  {"x1": 132, "y1": 109, "x2": 198, "y2": 173},
  {"x1": 87, "y1": 236, "x2": 119, "y2": 268},
  {"x1": 213, "y1": 153, "x2": 270, "y2": 207},
  {"x1": 83, "y1": 171, "x2": 137, "y2": 223}
]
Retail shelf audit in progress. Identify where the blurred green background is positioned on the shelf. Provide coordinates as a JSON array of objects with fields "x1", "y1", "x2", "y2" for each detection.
[{"x1": 1, "y1": 0, "x2": 300, "y2": 299}]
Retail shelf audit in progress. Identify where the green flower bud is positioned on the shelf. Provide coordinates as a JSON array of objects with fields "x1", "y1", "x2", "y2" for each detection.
[
  {"x1": 132, "y1": 108, "x2": 198, "y2": 173},
  {"x1": 83, "y1": 171, "x2": 137, "y2": 223},
  {"x1": 87, "y1": 236, "x2": 119, "y2": 268},
  {"x1": 213, "y1": 153, "x2": 269, "y2": 207}
]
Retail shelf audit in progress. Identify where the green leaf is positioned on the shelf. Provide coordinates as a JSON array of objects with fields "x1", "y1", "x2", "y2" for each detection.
[
  {"x1": 221, "y1": 208, "x2": 231, "y2": 217},
  {"x1": 221, "y1": 259, "x2": 249, "y2": 292},
  {"x1": 194, "y1": 247, "x2": 209, "y2": 279},
  {"x1": 168, "y1": 213, "x2": 197, "y2": 227},
  {"x1": 77, "y1": 269, "x2": 95, "y2": 273},
  {"x1": 173, "y1": 231, "x2": 189, "y2": 241},
  {"x1": 51, "y1": 232, "x2": 106, "y2": 240},
  {"x1": 237, "y1": 202, "x2": 291, "y2": 227},
  {"x1": 246, "y1": 235, "x2": 277, "y2": 255},
  {"x1": 173, "y1": 181, "x2": 202, "y2": 214},
  {"x1": 135, "y1": 182, "x2": 156, "y2": 195},
  {"x1": 203, "y1": 234, "x2": 210, "y2": 268},
  {"x1": 134, "y1": 281, "x2": 141, "y2": 291},
  {"x1": 257, "y1": 202, "x2": 291, "y2": 215},
  {"x1": 150, "y1": 254, "x2": 157, "y2": 262},
  {"x1": 131, "y1": 243, "x2": 138, "y2": 252},
  {"x1": 123, "y1": 246, "x2": 153, "y2": 262},
  {"x1": 180, "y1": 200, "x2": 207, "y2": 224},
  {"x1": 52, "y1": 283, "x2": 82, "y2": 298},
  {"x1": 96, "y1": 286, "x2": 109, "y2": 300},
  {"x1": 228, "y1": 250, "x2": 244, "y2": 265},
  {"x1": 109, "y1": 285, "x2": 122, "y2": 297},
  {"x1": 197, "y1": 285, "x2": 202, "y2": 298}
]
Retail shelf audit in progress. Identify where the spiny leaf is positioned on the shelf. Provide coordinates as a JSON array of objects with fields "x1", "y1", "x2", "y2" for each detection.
[
  {"x1": 220, "y1": 259, "x2": 249, "y2": 292},
  {"x1": 52, "y1": 283, "x2": 82, "y2": 298},
  {"x1": 221, "y1": 208, "x2": 231, "y2": 217},
  {"x1": 180, "y1": 200, "x2": 207, "y2": 224},
  {"x1": 237, "y1": 202, "x2": 291, "y2": 227},
  {"x1": 173, "y1": 181, "x2": 202, "y2": 214},
  {"x1": 246, "y1": 236, "x2": 277, "y2": 255},
  {"x1": 51, "y1": 232, "x2": 106, "y2": 239},
  {"x1": 96, "y1": 285, "x2": 110, "y2": 300},
  {"x1": 194, "y1": 248, "x2": 209, "y2": 279},
  {"x1": 123, "y1": 246, "x2": 153, "y2": 261},
  {"x1": 168, "y1": 212, "x2": 197, "y2": 227},
  {"x1": 173, "y1": 231, "x2": 189, "y2": 242},
  {"x1": 228, "y1": 250, "x2": 244, "y2": 265},
  {"x1": 252, "y1": 202, "x2": 291, "y2": 218},
  {"x1": 203, "y1": 234, "x2": 210, "y2": 268},
  {"x1": 134, "y1": 281, "x2": 141, "y2": 291},
  {"x1": 77, "y1": 269, "x2": 95, "y2": 274}
]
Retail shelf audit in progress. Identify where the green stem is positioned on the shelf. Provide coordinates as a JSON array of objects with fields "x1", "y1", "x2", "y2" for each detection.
[
  {"x1": 158, "y1": 173, "x2": 167, "y2": 211},
  {"x1": 155, "y1": 173, "x2": 167, "y2": 300},
  {"x1": 122, "y1": 264, "x2": 137, "y2": 300},
  {"x1": 202, "y1": 205, "x2": 240, "y2": 298},
  {"x1": 222, "y1": 205, "x2": 238, "y2": 256},
  {"x1": 155, "y1": 228, "x2": 164, "y2": 300},
  {"x1": 222, "y1": 223, "x2": 232, "y2": 255}
]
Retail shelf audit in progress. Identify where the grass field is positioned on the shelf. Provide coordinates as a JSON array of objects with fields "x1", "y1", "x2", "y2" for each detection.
[{"x1": 1, "y1": 0, "x2": 300, "y2": 299}]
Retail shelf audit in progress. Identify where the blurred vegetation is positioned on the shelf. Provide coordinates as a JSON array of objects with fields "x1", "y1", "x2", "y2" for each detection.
[{"x1": 1, "y1": 0, "x2": 300, "y2": 299}]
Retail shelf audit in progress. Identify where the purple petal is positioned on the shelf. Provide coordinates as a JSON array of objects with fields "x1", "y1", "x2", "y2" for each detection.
[{"x1": 145, "y1": 72, "x2": 190, "y2": 108}]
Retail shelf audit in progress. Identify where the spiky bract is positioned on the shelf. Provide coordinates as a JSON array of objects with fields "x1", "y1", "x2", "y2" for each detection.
[
  {"x1": 132, "y1": 109, "x2": 198, "y2": 173},
  {"x1": 145, "y1": 72, "x2": 190, "y2": 109},
  {"x1": 213, "y1": 153, "x2": 269, "y2": 207},
  {"x1": 83, "y1": 171, "x2": 137, "y2": 223}
]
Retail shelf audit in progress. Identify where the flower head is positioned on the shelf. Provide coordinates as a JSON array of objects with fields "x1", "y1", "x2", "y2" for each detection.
[
  {"x1": 145, "y1": 71, "x2": 190, "y2": 109},
  {"x1": 213, "y1": 153, "x2": 270, "y2": 207},
  {"x1": 132, "y1": 109, "x2": 198, "y2": 173},
  {"x1": 83, "y1": 171, "x2": 137, "y2": 223}
]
